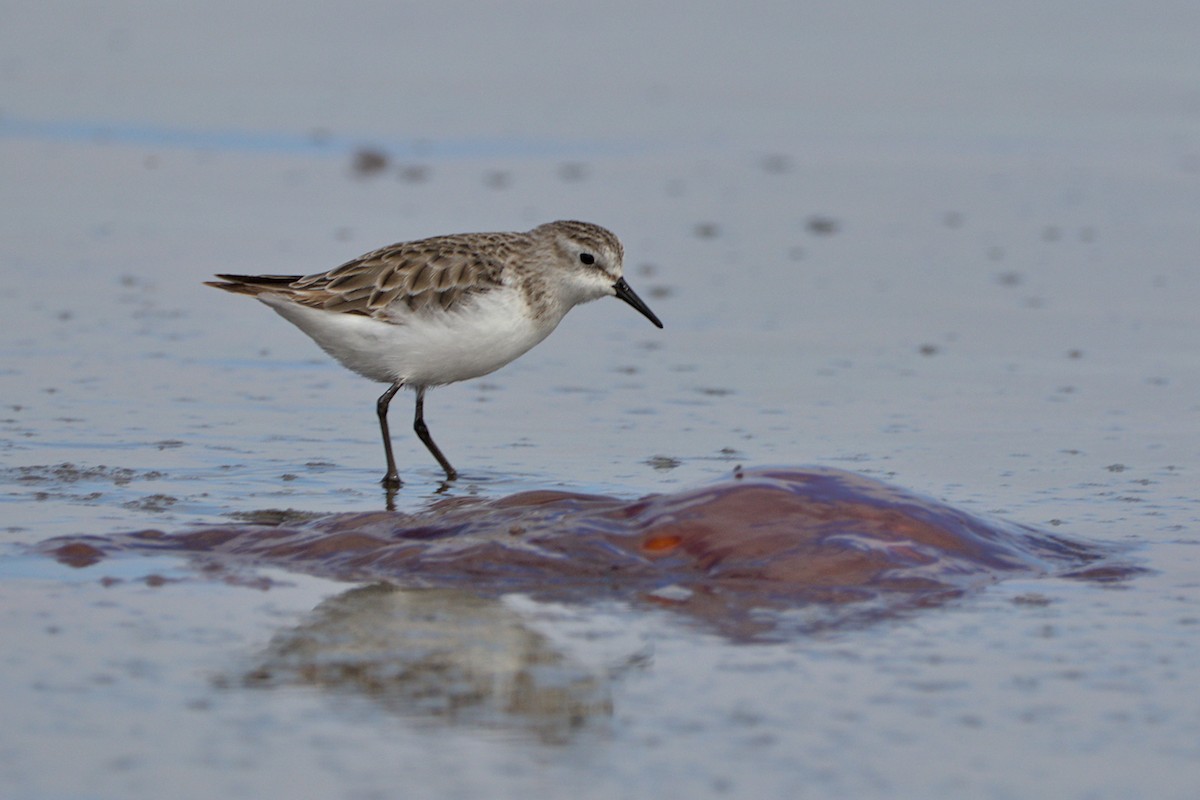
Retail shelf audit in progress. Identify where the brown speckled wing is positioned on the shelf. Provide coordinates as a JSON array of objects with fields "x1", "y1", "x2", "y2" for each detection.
[{"x1": 287, "y1": 232, "x2": 523, "y2": 317}]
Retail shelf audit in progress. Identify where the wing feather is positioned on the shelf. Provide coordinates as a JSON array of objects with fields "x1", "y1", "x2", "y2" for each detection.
[{"x1": 246, "y1": 232, "x2": 523, "y2": 318}]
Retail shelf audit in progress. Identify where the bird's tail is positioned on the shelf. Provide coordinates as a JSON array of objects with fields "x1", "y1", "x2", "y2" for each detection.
[{"x1": 204, "y1": 274, "x2": 302, "y2": 296}]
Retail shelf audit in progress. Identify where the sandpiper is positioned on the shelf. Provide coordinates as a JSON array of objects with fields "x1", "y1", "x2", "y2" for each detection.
[{"x1": 207, "y1": 220, "x2": 663, "y2": 487}]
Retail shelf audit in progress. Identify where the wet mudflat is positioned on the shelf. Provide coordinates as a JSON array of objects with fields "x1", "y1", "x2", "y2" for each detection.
[{"x1": 4, "y1": 2, "x2": 1200, "y2": 799}]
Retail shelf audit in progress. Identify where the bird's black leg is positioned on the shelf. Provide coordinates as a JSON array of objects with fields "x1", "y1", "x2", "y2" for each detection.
[
  {"x1": 376, "y1": 382, "x2": 404, "y2": 488},
  {"x1": 413, "y1": 386, "x2": 458, "y2": 481}
]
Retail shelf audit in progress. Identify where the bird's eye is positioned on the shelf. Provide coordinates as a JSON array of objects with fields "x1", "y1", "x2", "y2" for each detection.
[{"x1": 579, "y1": 252, "x2": 596, "y2": 266}]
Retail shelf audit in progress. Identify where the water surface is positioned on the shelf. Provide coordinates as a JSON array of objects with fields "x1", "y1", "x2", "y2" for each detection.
[{"x1": 3, "y1": 2, "x2": 1200, "y2": 798}]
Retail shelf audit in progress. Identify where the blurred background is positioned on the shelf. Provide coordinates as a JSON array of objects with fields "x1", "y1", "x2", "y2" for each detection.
[{"x1": 2, "y1": 2, "x2": 1199, "y2": 798}]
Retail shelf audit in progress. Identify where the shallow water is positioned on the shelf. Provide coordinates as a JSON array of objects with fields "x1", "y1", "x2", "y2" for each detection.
[{"x1": 3, "y1": 2, "x2": 1200, "y2": 799}]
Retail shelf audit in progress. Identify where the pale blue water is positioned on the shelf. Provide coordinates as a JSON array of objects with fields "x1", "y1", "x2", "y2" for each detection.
[{"x1": 2, "y1": 2, "x2": 1199, "y2": 798}]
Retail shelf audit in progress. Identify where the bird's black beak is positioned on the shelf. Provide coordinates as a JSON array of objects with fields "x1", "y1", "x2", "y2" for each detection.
[{"x1": 612, "y1": 277, "x2": 664, "y2": 329}]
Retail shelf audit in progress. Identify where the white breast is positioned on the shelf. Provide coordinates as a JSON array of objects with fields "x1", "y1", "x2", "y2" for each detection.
[{"x1": 260, "y1": 289, "x2": 563, "y2": 387}]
